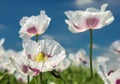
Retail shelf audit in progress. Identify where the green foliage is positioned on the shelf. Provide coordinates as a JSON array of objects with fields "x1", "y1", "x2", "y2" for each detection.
[
  {"x1": 0, "y1": 72, "x2": 23, "y2": 84},
  {"x1": 0, "y1": 67, "x2": 104, "y2": 84}
]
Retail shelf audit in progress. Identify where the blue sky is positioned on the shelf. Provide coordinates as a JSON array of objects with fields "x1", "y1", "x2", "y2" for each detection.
[{"x1": 0, "y1": 0, "x2": 120, "y2": 57}]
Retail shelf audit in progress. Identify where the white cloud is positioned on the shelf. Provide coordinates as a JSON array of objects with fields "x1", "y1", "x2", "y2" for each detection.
[
  {"x1": 88, "y1": 43, "x2": 105, "y2": 50},
  {"x1": 75, "y1": 0, "x2": 93, "y2": 6},
  {"x1": 0, "y1": 24, "x2": 5, "y2": 29},
  {"x1": 41, "y1": 34, "x2": 54, "y2": 40},
  {"x1": 66, "y1": 48, "x2": 74, "y2": 53},
  {"x1": 109, "y1": 40, "x2": 120, "y2": 55},
  {"x1": 55, "y1": 34, "x2": 70, "y2": 43},
  {"x1": 0, "y1": 38, "x2": 5, "y2": 46},
  {"x1": 71, "y1": 0, "x2": 120, "y2": 14},
  {"x1": 92, "y1": 44, "x2": 100, "y2": 49}
]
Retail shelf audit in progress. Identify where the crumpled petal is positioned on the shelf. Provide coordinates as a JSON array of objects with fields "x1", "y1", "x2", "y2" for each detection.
[
  {"x1": 23, "y1": 39, "x2": 66, "y2": 72},
  {"x1": 65, "y1": 3, "x2": 114, "y2": 33},
  {"x1": 19, "y1": 10, "x2": 51, "y2": 39}
]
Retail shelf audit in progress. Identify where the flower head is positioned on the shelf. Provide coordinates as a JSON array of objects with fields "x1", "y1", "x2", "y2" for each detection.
[
  {"x1": 0, "y1": 40, "x2": 16, "y2": 74},
  {"x1": 19, "y1": 10, "x2": 51, "y2": 39},
  {"x1": 68, "y1": 49, "x2": 88, "y2": 67},
  {"x1": 9, "y1": 51, "x2": 35, "y2": 76},
  {"x1": 65, "y1": 3, "x2": 114, "y2": 33},
  {"x1": 22, "y1": 39, "x2": 66, "y2": 74},
  {"x1": 97, "y1": 59, "x2": 120, "y2": 84}
]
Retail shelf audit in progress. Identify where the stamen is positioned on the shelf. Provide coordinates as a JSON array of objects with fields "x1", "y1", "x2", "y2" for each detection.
[{"x1": 34, "y1": 52, "x2": 48, "y2": 63}]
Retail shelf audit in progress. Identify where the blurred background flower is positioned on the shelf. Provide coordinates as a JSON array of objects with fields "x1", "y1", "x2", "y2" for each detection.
[{"x1": 97, "y1": 59, "x2": 120, "y2": 84}]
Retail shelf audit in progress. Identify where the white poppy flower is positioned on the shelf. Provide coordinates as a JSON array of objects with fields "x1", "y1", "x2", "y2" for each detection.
[
  {"x1": 14, "y1": 71, "x2": 32, "y2": 83},
  {"x1": 110, "y1": 40, "x2": 120, "y2": 54},
  {"x1": 0, "y1": 39, "x2": 16, "y2": 74},
  {"x1": 2, "y1": 50, "x2": 18, "y2": 74},
  {"x1": 19, "y1": 10, "x2": 51, "y2": 39},
  {"x1": 107, "y1": 69, "x2": 120, "y2": 84},
  {"x1": 97, "y1": 59, "x2": 120, "y2": 84},
  {"x1": 9, "y1": 51, "x2": 35, "y2": 76},
  {"x1": 75, "y1": 49, "x2": 88, "y2": 66},
  {"x1": 55, "y1": 59, "x2": 71, "y2": 72},
  {"x1": 65, "y1": 3, "x2": 114, "y2": 33},
  {"x1": 23, "y1": 39, "x2": 66, "y2": 74},
  {"x1": 68, "y1": 53, "x2": 80, "y2": 66},
  {"x1": 68, "y1": 49, "x2": 88, "y2": 67}
]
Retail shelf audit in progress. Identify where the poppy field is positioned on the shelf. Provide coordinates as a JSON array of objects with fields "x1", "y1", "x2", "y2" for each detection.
[{"x1": 0, "y1": 2, "x2": 120, "y2": 84}]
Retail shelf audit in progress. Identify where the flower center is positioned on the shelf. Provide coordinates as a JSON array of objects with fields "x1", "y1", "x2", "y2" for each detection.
[
  {"x1": 86, "y1": 17, "x2": 99, "y2": 28},
  {"x1": 34, "y1": 52, "x2": 48, "y2": 63},
  {"x1": 27, "y1": 26, "x2": 38, "y2": 34},
  {"x1": 116, "y1": 79, "x2": 120, "y2": 84}
]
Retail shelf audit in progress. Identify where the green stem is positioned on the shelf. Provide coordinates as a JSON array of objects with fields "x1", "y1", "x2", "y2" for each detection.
[
  {"x1": 36, "y1": 34, "x2": 39, "y2": 42},
  {"x1": 40, "y1": 73, "x2": 43, "y2": 84},
  {"x1": 60, "y1": 77, "x2": 66, "y2": 84},
  {"x1": 35, "y1": 34, "x2": 43, "y2": 84},
  {"x1": 89, "y1": 29, "x2": 93, "y2": 78},
  {"x1": 27, "y1": 75, "x2": 30, "y2": 84},
  {"x1": 51, "y1": 70, "x2": 66, "y2": 84},
  {"x1": 34, "y1": 77, "x2": 37, "y2": 84}
]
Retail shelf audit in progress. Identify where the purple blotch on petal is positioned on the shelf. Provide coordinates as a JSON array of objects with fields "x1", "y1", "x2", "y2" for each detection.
[
  {"x1": 27, "y1": 26, "x2": 38, "y2": 34},
  {"x1": 22, "y1": 65, "x2": 28, "y2": 73},
  {"x1": 28, "y1": 66, "x2": 40, "y2": 76},
  {"x1": 28, "y1": 54, "x2": 32, "y2": 59},
  {"x1": 108, "y1": 70, "x2": 114, "y2": 76},
  {"x1": 18, "y1": 78, "x2": 23, "y2": 82},
  {"x1": 79, "y1": 58, "x2": 87, "y2": 65},
  {"x1": 116, "y1": 79, "x2": 120, "y2": 84},
  {"x1": 86, "y1": 17, "x2": 99, "y2": 28}
]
